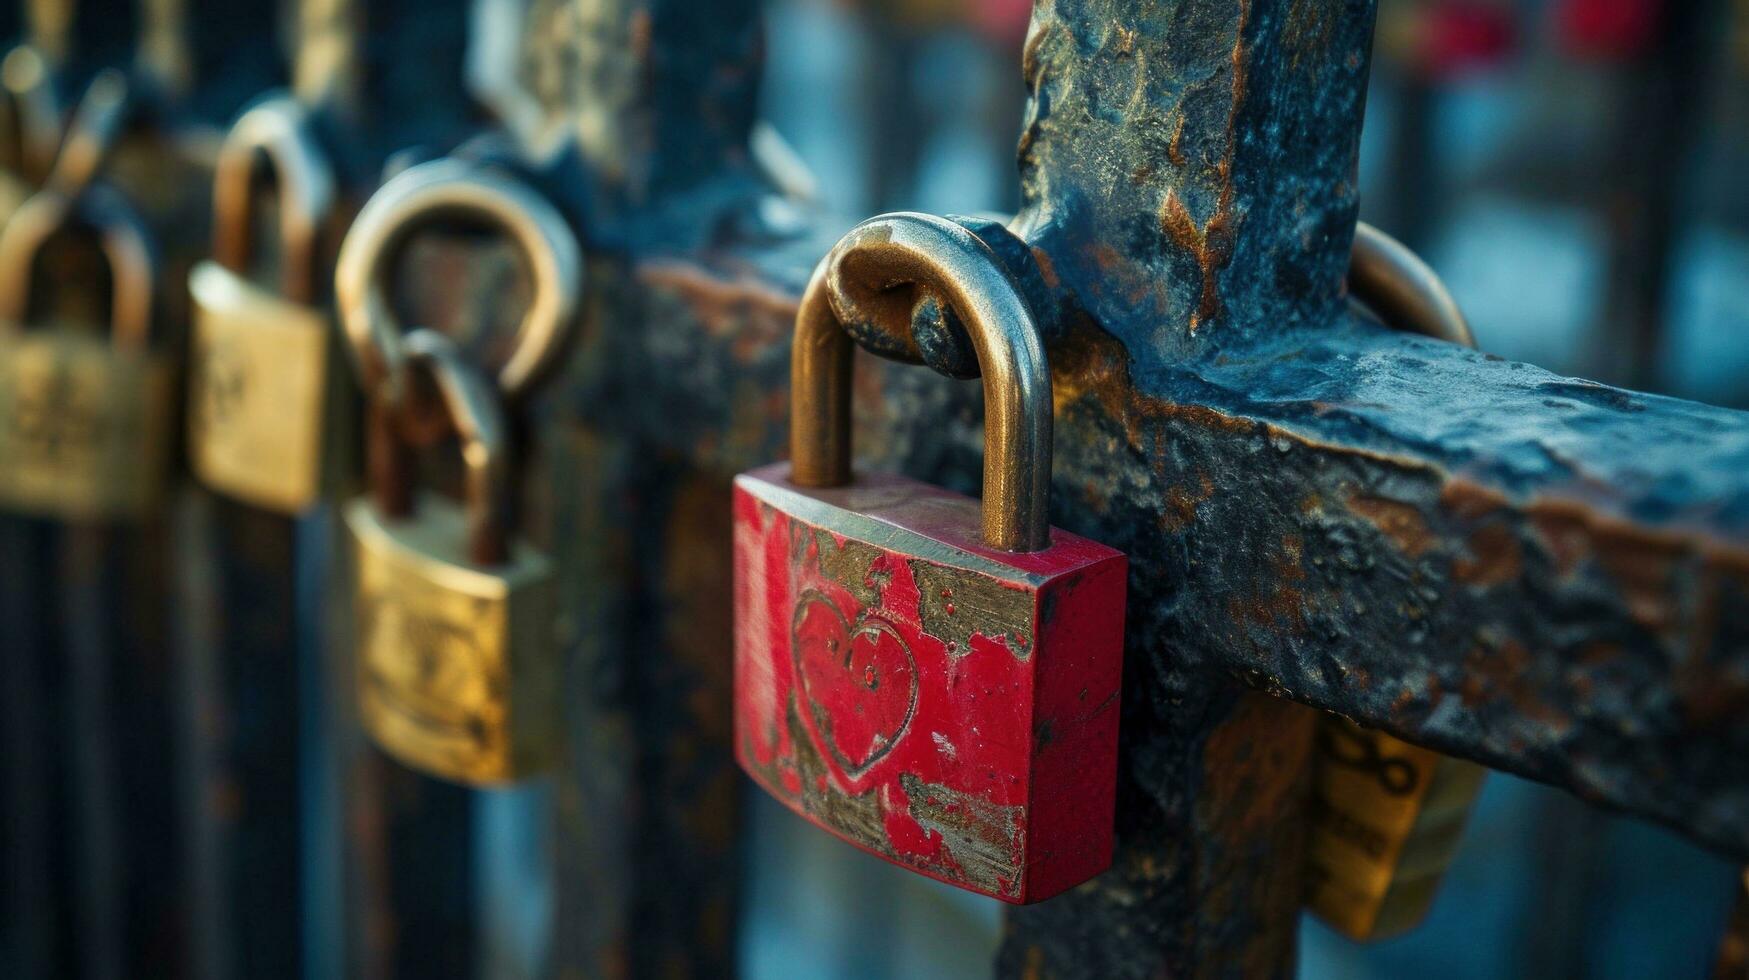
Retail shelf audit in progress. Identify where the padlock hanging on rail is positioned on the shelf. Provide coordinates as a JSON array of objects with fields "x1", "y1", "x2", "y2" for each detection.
[
  {"x1": 334, "y1": 158, "x2": 582, "y2": 786},
  {"x1": 733, "y1": 212, "x2": 1128, "y2": 904},
  {"x1": 187, "y1": 95, "x2": 347, "y2": 513},
  {"x1": 0, "y1": 184, "x2": 174, "y2": 520}
]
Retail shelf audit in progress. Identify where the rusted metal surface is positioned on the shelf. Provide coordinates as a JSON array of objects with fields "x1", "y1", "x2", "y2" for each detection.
[{"x1": 522, "y1": 0, "x2": 1749, "y2": 974}]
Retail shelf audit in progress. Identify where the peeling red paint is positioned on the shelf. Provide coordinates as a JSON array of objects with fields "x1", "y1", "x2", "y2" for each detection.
[{"x1": 733, "y1": 464, "x2": 1127, "y2": 903}]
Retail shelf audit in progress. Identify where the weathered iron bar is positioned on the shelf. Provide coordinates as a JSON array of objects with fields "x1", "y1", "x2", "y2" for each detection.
[
  {"x1": 479, "y1": 1, "x2": 768, "y2": 974},
  {"x1": 513, "y1": 0, "x2": 1749, "y2": 974}
]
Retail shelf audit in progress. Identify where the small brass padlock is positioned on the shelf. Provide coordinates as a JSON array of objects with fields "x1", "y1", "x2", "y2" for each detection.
[
  {"x1": 1303, "y1": 223, "x2": 1489, "y2": 939},
  {"x1": 0, "y1": 186, "x2": 174, "y2": 519},
  {"x1": 733, "y1": 213, "x2": 1128, "y2": 904},
  {"x1": 336, "y1": 158, "x2": 583, "y2": 785},
  {"x1": 345, "y1": 330, "x2": 558, "y2": 785},
  {"x1": 187, "y1": 96, "x2": 344, "y2": 512}
]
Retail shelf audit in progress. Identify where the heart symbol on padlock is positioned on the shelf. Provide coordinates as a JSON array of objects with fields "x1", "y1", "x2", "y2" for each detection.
[{"x1": 791, "y1": 590, "x2": 918, "y2": 784}]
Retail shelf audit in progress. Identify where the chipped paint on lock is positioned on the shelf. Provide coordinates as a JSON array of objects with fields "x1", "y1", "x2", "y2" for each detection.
[{"x1": 733, "y1": 463, "x2": 1127, "y2": 903}]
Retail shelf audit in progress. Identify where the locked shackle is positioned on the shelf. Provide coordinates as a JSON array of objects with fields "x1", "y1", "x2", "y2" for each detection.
[
  {"x1": 1349, "y1": 222, "x2": 1475, "y2": 349},
  {"x1": 43, "y1": 67, "x2": 129, "y2": 197},
  {"x1": 372, "y1": 328, "x2": 513, "y2": 566},
  {"x1": 336, "y1": 158, "x2": 583, "y2": 405},
  {"x1": 210, "y1": 96, "x2": 337, "y2": 305},
  {"x1": 791, "y1": 212, "x2": 1053, "y2": 552},
  {"x1": 0, "y1": 46, "x2": 61, "y2": 182},
  {"x1": 0, "y1": 183, "x2": 157, "y2": 349}
]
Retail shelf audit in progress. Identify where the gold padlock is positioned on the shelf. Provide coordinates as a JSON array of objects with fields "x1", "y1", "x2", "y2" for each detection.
[
  {"x1": 345, "y1": 330, "x2": 558, "y2": 785},
  {"x1": 1303, "y1": 223, "x2": 1489, "y2": 940},
  {"x1": 335, "y1": 159, "x2": 583, "y2": 785},
  {"x1": 187, "y1": 95, "x2": 344, "y2": 512},
  {"x1": 0, "y1": 185, "x2": 174, "y2": 519}
]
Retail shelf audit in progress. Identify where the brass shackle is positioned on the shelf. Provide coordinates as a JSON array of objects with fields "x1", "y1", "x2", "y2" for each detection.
[
  {"x1": 0, "y1": 184, "x2": 157, "y2": 350},
  {"x1": 372, "y1": 328, "x2": 512, "y2": 566},
  {"x1": 1349, "y1": 222, "x2": 1475, "y2": 349},
  {"x1": 791, "y1": 212, "x2": 1053, "y2": 552},
  {"x1": 335, "y1": 158, "x2": 583, "y2": 403},
  {"x1": 43, "y1": 67, "x2": 129, "y2": 197},
  {"x1": 210, "y1": 95, "x2": 337, "y2": 305}
]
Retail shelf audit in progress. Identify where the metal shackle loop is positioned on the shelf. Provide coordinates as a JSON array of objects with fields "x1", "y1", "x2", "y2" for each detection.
[
  {"x1": 1349, "y1": 222, "x2": 1475, "y2": 349},
  {"x1": 43, "y1": 68, "x2": 130, "y2": 198},
  {"x1": 372, "y1": 328, "x2": 513, "y2": 566},
  {"x1": 335, "y1": 158, "x2": 583, "y2": 404},
  {"x1": 791, "y1": 212, "x2": 1053, "y2": 552},
  {"x1": 0, "y1": 185, "x2": 157, "y2": 350},
  {"x1": 211, "y1": 95, "x2": 337, "y2": 305}
]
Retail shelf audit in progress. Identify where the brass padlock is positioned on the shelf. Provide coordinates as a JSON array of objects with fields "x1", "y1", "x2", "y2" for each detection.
[
  {"x1": 0, "y1": 186, "x2": 174, "y2": 519},
  {"x1": 335, "y1": 159, "x2": 583, "y2": 785},
  {"x1": 345, "y1": 330, "x2": 559, "y2": 785},
  {"x1": 1303, "y1": 223, "x2": 1489, "y2": 940},
  {"x1": 187, "y1": 96, "x2": 344, "y2": 512}
]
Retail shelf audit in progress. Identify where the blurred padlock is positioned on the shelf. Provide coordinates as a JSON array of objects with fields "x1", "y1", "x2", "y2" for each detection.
[
  {"x1": 336, "y1": 159, "x2": 583, "y2": 784},
  {"x1": 1302, "y1": 223, "x2": 1490, "y2": 940},
  {"x1": 187, "y1": 95, "x2": 344, "y2": 512},
  {"x1": 733, "y1": 213, "x2": 1128, "y2": 904},
  {"x1": 345, "y1": 331, "x2": 558, "y2": 785},
  {"x1": 0, "y1": 185, "x2": 173, "y2": 519}
]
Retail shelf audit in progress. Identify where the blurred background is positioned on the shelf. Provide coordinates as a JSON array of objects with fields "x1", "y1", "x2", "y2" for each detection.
[{"x1": 742, "y1": 0, "x2": 1747, "y2": 975}]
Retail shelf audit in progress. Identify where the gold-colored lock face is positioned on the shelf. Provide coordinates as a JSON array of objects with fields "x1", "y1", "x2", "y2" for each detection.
[
  {"x1": 1306, "y1": 719, "x2": 1486, "y2": 939},
  {"x1": 0, "y1": 187, "x2": 168, "y2": 520},
  {"x1": 347, "y1": 490, "x2": 558, "y2": 785},
  {"x1": 186, "y1": 96, "x2": 340, "y2": 512},
  {"x1": 188, "y1": 262, "x2": 340, "y2": 512},
  {"x1": 0, "y1": 329, "x2": 174, "y2": 518}
]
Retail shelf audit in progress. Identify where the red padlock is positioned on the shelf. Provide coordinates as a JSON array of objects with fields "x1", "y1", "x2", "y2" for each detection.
[{"x1": 733, "y1": 214, "x2": 1127, "y2": 904}]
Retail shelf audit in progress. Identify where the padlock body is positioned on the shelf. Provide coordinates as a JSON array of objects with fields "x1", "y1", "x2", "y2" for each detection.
[
  {"x1": 733, "y1": 462, "x2": 1127, "y2": 903},
  {"x1": 188, "y1": 261, "x2": 342, "y2": 512},
  {"x1": 346, "y1": 492, "x2": 559, "y2": 785},
  {"x1": 0, "y1": 328, "x2": 174, "y2": 519},
  {"x1": 1306, "y1": 718, "x2": 1486, "y2": 939}
]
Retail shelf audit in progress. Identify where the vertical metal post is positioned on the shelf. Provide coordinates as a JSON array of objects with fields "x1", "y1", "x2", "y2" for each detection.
[
  {"x1": 996, "y1": 1, "x2": 1380, "y2": 974},
  {"x1": 500, "y1": 0, "x2": 765, "y2": 973}
]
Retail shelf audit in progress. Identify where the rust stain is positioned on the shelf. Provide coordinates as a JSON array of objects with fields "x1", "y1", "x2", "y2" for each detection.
[
  {"x1": 1348, "y1": 493, "x2": 1436, "y2": 559},
  {"x1": 1438, "y1": 478, "x2": 1509, "y2": 521},
  {"x1": 1196, "y1": 691, "x2": 1316, "y2": 974},
  {"x1": 1029, "y1": 244, "x2": 1060, "y2": 290},
  {"x1": 1594, "y1": 525, "x2": 1683, "y2": 633},
  {"x1": 1162, "y1": 470, "x2": 1215, "y2": 532},
  {"x1": 1228, "y1": 534, "x2": 1309, "y2": 633},
  {"x1": 1529, "y1": 504, "x2": 1590, "y2": 578},
  {"x1": 1282, "y1": 0, "x2": 1337, "y2": 72},
  {"x1": 1460, "y1": 639, "x2": 1571, "y2": 731},
  {"x1": 1454, "y1": 524, "x2": 1522, "y2": 588},
  {"x1": 637, "y1": 258, "x2": 798, "y2": 359},
  {"x1": 1167, "y1": 111, "x2": 1188, "y2": 168}
]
